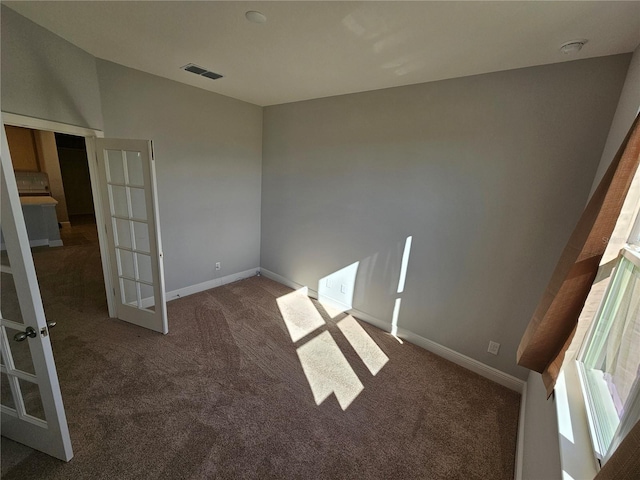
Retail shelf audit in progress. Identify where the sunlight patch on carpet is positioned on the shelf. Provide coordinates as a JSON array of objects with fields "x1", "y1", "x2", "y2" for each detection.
[
  {"x1": 276, "y1": 287, "x2": 325, "y2": 342},
  {"x1": 297, "y1": 331, "x2": 364, "y2": 410},
  {"x1": 338, "y1": 315, "x2": 389, "y2": 375}
]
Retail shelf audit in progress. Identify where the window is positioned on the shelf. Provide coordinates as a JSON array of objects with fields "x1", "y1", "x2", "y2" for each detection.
[{"x1": 577, "y1": 225, "x2": 640, "y2": 464}]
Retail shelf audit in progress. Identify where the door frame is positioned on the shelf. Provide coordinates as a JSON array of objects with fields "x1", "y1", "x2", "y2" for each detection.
[{"x1": 2, "y1": 112, "x2": 116, "y2": 318}]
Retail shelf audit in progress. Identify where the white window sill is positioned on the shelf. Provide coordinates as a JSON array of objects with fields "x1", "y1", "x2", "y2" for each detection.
[{"x1": 554, "y1": 361, "x2": 600, "y2": 479}]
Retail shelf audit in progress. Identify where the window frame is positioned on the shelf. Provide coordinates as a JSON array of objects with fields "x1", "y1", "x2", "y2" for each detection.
[{"x1": 576, "y1": 246, "x2": 640, "y2": 465}]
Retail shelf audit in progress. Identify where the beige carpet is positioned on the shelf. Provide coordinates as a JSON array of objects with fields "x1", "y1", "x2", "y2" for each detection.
[{"x1": 1, "y1": 238, "x2": 520, "y2": 480}]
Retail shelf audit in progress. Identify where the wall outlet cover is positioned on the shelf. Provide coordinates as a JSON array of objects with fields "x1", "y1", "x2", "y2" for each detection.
[{"x1": 487, "y1": 341, "x2": 500, "y2": 355}]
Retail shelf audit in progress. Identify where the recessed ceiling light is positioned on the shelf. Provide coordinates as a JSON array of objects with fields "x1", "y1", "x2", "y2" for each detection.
[
  {"x1": 560, "y1": 40, "x2": 587, "y2": 55},
  {"x1": 245, "y1": 10, "x2": 267, "y2": 24}
]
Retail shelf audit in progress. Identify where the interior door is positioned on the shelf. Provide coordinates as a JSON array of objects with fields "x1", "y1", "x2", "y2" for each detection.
[
  {"x1": 95, "y1": 139, "x2": 167, "y2": 334},
  {"x1": 0, "y1": 125, "x2": 73, "y2": 461}
]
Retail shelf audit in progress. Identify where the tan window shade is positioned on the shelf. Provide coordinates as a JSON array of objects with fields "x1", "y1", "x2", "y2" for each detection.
[
  {"x1": 593, "y1": 419, "x2": 640, "y2": 480},
  {"x1": 517, "y1": 114, "x2": 640, "y2": 395}
]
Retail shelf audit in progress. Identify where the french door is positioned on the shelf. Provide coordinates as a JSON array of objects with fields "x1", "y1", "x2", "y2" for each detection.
[
  {"x1": 95, "y1": 139, "x2": 167, "y2": 334},
  {"x1": 0, "y1": 124, "x2": 73, "y2": 461},
  {"x1": 1, "y1": 126, "x2": 167, "y2": 461}
]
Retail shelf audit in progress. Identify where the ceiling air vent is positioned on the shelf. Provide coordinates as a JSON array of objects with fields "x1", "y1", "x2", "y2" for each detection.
[
  {"x1": 181, "y1": 63, "x2": 223, "y2": 80},
  {"x1": 201, "y1": 71, "x2": 223, "y2": 80}
]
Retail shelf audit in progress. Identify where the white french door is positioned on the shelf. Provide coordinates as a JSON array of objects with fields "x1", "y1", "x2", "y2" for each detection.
[
  {"x1": 0, "y1": 125, "x2": 73, "y2": 461},
  {"x1": 95, "y1": 139, "x2": 167, "y2": 334}
]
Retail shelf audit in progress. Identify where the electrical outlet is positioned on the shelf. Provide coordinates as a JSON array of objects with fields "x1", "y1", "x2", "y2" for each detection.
[
  {"x1": 215, "y1": 262, "x2": 221, "y2": 271},
  {"x1": 487, "y1": 341, "x2": 500, "y2": 355},
  {"x1": 340, "y1": 284, "x2": 347, "y2": 294},
  {"x1": 326, "y1": 278, "x2": 332, "y2": 288}
]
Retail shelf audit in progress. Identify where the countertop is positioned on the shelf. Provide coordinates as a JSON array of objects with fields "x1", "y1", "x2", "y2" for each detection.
[{"x1": 19, "y1": 196, "x2": 58, "y2": 206}]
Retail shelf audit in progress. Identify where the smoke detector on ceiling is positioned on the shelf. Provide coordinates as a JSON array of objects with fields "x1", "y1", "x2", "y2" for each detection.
[
  {"x1": 559, "y1": 40, "x2": 587, "y2": 55},
  {"x1": 245, "y1": 11, "x2": 267, "y2": 24},
  {"x1": 181, "y1": 63, "x2": 223, "y2": 80}
]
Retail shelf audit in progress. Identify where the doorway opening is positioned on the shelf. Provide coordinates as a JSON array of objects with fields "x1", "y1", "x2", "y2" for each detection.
[
  {"x1": 56, "y1": 132, "x2": 98, "y2": 243},
  {"x1": 2, "y1": 125, "x2": 109, "y2": 325},
  {"x1": 0, "y1": 114, "x2": 116, "y2": 318}
]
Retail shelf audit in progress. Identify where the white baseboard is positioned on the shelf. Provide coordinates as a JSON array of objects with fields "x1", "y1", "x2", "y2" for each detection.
[
  {"x1": 353, "y1": 307, "x2": 525, "y2": 393},
  {"x1": 166, "y1": 267, "x2": 260, "y2": 302},
  {"x1": 408, "y1": 331, "x2": 525, "y2": 392},
  {"x1": 260, "y1": 268, "x2": 319, "y2": 297},
  {"x1": 260, "y1": 268, "x2": 525, "y2": 393},
  {"x1": 29, "y1": 239, "x2": 49, "y2": 248},
  {"x1": 515, "y1": 379, "x2": 527, "y2": 480}
]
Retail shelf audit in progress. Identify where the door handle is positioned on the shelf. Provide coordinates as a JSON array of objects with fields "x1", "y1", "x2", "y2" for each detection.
[
  {"x1": 13, "y1": 322, "x2": 56, "y2": 342},
  {"x1": 14, "y1": 326, "x2": 37, "y2": 342}
]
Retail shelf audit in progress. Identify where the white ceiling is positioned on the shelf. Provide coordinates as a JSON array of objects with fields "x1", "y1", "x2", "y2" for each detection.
[{"x1": 5, "y1": 1, "x2": 640, "y2": 106}]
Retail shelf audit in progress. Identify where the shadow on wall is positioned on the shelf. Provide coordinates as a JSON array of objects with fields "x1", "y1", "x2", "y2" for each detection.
[{"x1": 275, "y1": 235, "x2": 413, "y2": 410}]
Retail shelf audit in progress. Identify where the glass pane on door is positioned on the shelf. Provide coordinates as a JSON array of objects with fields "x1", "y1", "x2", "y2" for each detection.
[
  {"x1": 137, "y1": 254, "x2": 153, "y2": 284},
  {"x1": 133, "y1": 222, "x2": 150, "y2": 254},
  {"x1": 19, "y1": 377, "x2": 46, "y2": 421},
  {"x1": 117, "y1": 248, "x2": 135, "y2": 279},
  {"x1": 1, "y1": 257, "x2": 23, "y2": 324},
  {"x1": 1, "y1": 371, "x2": 15, "y2": 409},
  {"x1": 121, "y1": 278, "x2": 138, "y2": 306},
  {"x1": 109, "y1": 185, "x2": 129, "y2": 217},
  {"x1": 0, "y1": 225, "x2": 45, "y2": 423},
  {"x1": 2, "y1": 325, "x2": 36, "y2": 375},
  {"x1": 126, "y1": 151, "x2": 144, "y2": 187},
  {"x1": 129, "y1": 188, "x2": 147, "y2": 221},
  {"x1": 140, "y1": 284, "x2": 155, "y2": 311},
  {"x1": 114, "y1": 218, "x2": 132, "y2": 249},
  {"x1": 106, "y1": 150, "x2": 125, "y2": 184}
]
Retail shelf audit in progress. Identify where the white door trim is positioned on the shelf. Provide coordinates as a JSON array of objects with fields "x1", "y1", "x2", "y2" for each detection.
[
  {"x1": 1, "y1": 112, "x2": 115, "y2": 318},
  {"x1": 2, "y1": 113, "x2": 102, "y2": 138}
]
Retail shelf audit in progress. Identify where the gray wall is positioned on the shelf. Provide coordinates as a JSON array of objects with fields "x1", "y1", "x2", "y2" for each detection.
[
  {"x1": 591, "y1": 44, "x2": 640, "y2": 193},
  {"x1": 261, "y1": 55, "x2": 630, "y2": 379},
  {"x1": 97, "y1": 60, "x2": 262, "y2": 293},
  {"x1": 1, "y1": 5, "x2": 103, "y2": 130}
]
